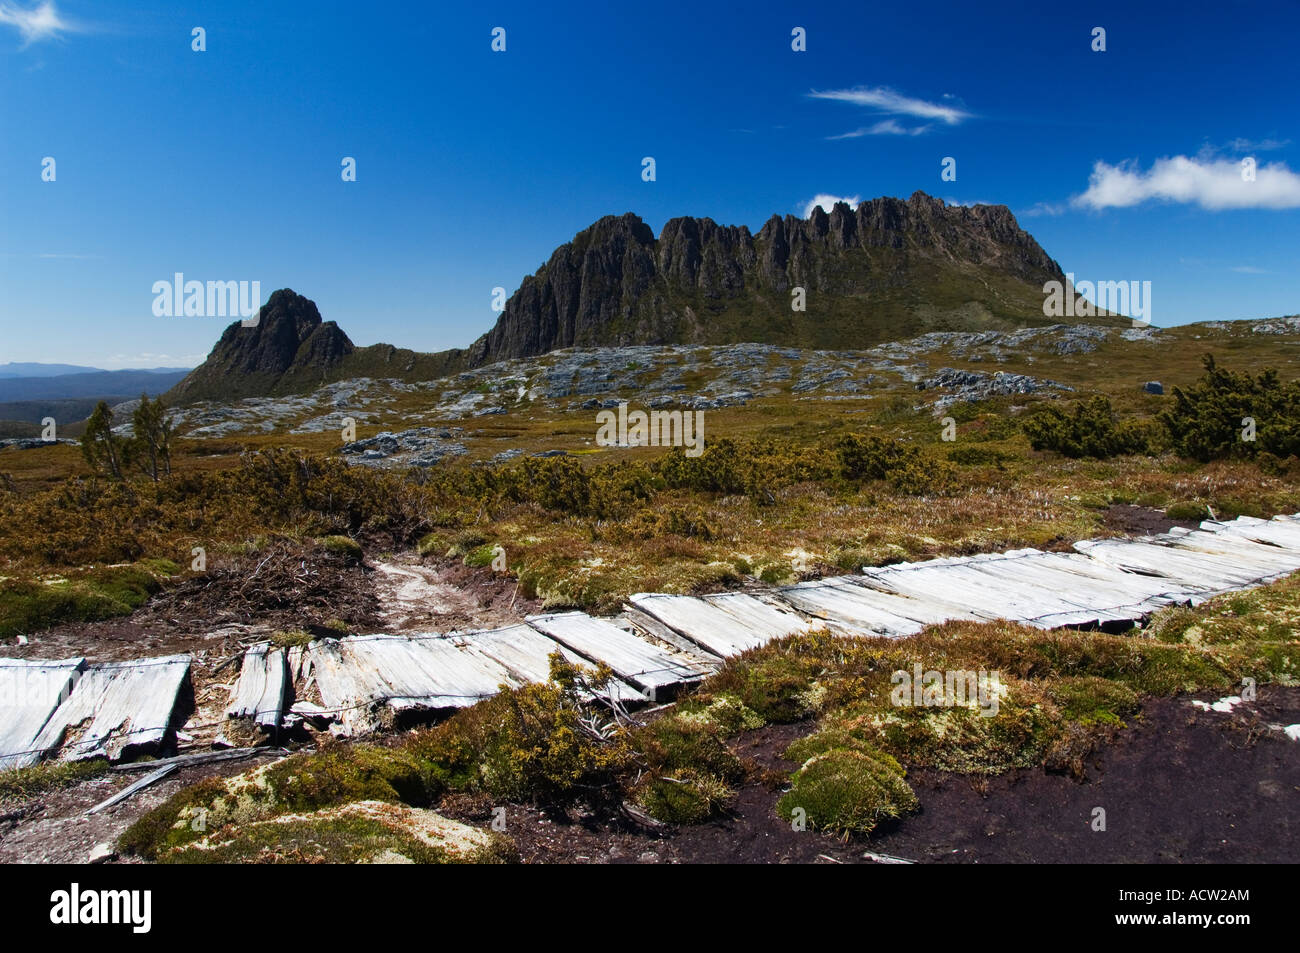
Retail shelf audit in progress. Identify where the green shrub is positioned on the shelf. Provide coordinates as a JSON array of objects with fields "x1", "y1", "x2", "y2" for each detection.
[
  {"x1": 1161, "y1": 355, "x2": 1300, "y2": 461},
  {"x1": 777, "y1": 746, "x2": 917, "y2": 836},
  {"x1": 318, "y1": 535, "x2": 363, "y2": 564},
  {"x1": 836, "y1": 433, "x2": 953, "y2": 494},
  {"x1": 1023, "y1": 396, "x2": 1157, "y2": 459},
  {"x1": 408, "y1": 655, "x2": 623, "y2": 803},
  {"x1": 628, "y1": 712, "x2": 745, "y2": 823}
]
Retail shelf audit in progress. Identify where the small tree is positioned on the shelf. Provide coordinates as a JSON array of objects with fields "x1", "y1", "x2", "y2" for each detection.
[
  {"x1": 131, "y1": 393, "x2": 174, "y2": 482},
  {"x1": 81, "y1": 401, "x2": 128, "y2": 479}
]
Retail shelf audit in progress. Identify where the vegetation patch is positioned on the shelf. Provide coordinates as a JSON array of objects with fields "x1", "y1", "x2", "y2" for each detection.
[
  {"x1": 0, "y1": 563, "x2": 166, "y2": 637},
  {"x1": 0, "y1": 758, "x2": 110, "y2": 801},
  {"x1": 777, "y1": 746, "x2": 918, "y2": 836},
  {"x1": 156, "y1": 800, "x2": 517, "y2": 864}
]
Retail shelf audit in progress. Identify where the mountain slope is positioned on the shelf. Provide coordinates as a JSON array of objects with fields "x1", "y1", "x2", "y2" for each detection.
[
  {"x1": 168, "y1": 193, "x2": 1120, "y2": 404},
  {"x1": 464, "y1": 192, "x2": 1120, "y2": 365},
  {"x1": 166, "y1": 289, "x2": 356, "y2": 403}
]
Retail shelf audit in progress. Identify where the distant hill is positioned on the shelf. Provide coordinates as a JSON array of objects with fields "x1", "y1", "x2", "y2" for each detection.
[
  {"x1": 0, "y1": 369, "x2": 191, "y2": 405},
  {"x1": 0, "y1": 362, "x2": 103, "y2": 378},
  {"x1": 0, "y1": 362, "x2": 190, "y2": 379},
  {"x1": 168, "y1": 192, "x2": 1122, "y2": 404}
]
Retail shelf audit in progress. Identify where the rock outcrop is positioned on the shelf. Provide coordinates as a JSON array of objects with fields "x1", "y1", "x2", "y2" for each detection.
[{"x1": 466, "y1": 192, "x2": 1107, "y2": 366}]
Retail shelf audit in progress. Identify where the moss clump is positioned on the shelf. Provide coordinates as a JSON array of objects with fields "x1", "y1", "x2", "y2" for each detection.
[
  {"x1": 269, "y1": 629, "x2": 313, "y2": 648},
  {"x1": 407, "y1": 655, "x2": 624, "y2": 803},
  {"x1": 318, "y1": 535, "x2": 363, "y2": 564},
  {"x1": 158, "y1": 801, "x2": 517, "y2": 865},
  {"x1": 462, "y1": 543, "x2": 499, "y2": 568},
  {"x1": 777, "y1": 746, "x2": 917, "y2": 836},
  {"x1": 701, "y1": 636, "x2": 830, "y2": 723},
  {"x1": 415, "y1": 532, "x2": 447, "y2": 558},
  {"x1": 1045, "y1": 676, "x2": 1140, "y2": 728},
  {"x1": 0, "y1": 563, "x2": 165, "y2": 637},
  {"x1": 628, "y1": 712, "x2": 746, "y2": 824},
  {"x1": 0, "y1": 757, "x2": 110, "y2": 801},
  {"x1": 675, "y1": 694, "x2": 765, "y2": 735},
  {"x1": 119, "y1": 743, "x2": 442, "y2": 860},
  {"x1": 635, "y1": 769, "x2": 735, "y2": 825},
  {"x1": 1165, "y1": 501, "x2": 1209, "y2": 521}
]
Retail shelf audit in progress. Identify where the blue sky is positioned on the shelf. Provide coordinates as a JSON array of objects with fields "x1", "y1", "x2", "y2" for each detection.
[{"x1": 1, "y1": 0, "x2": 1297, "y2": 367}]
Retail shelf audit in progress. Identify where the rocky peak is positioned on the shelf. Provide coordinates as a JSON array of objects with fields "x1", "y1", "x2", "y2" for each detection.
[{"x1": 167, "y1": 289, "x2": 354, "y2": 402}]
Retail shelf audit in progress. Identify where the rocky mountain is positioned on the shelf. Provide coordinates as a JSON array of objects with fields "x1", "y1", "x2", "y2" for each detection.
[
  {"x1": 463, "y1": 192, "x2": 1119, "y2": 365},
  {"x1": 166, "y1": 289, "x2": 356, "y2": 403},
  {"x1": 168, "y1": 193, "x2": 1120, "y2": 404}
]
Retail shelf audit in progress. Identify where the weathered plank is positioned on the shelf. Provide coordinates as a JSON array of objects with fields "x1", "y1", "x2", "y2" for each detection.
[
  {"x1": 777, "y1": 576, "x2": 973, "y2": 637},
  {"x1": 86, "y1": 763, "x2": 178, "y2": 815},
  {"x1": 31, "y1": 655, "x2": 192, "y2": 763},
  {"x1": 309, "y1": 635, "x2": 514, "y2": 735},
  {"x1": 1000, "y1": 552, "x2": 1192, "y2": 620},
  {"x1": 1075, "y1": 537, "x2": 1292, "y2": 592},
  {"x1": 114, "y1": 746, "x2": 287, "y2": 772},
  {"x1": 626, "y1": 592, "x2": 811, "y2": 657},
  {"x1": 225, "y1": 642, "x2": 289, "y2": 729},
  {"x1": 858, "y1": 554, "x2": 1097, "y2": 627},
  {"x1": 1202, "y1": 515, "x2": 1300, "y2": 551},
  {"x1": 0, "y1": 657, "x2": 86, "y2": 770},
  {"x1": 1163, "y1": 528, "x2": 1300, "y2": 576},
  {"x1": 526, "y1": 612, "x2": 710, "y2": 698},
  {"x1": 936, "y1": 550, "x2": 1180, "y2": 628},
  {"x1": 451, "y1": 623, "x2": 647, "y2": 705}
]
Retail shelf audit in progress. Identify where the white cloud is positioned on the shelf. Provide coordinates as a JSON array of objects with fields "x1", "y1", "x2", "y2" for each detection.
[
  {"x1": 802, "y1": 194, "x2": 860, "y2": 218},
  {"x1": 809, "y1": 86, "x2": 971, "y2": 125},
  {"x1": 1231, "y1": 265, "x2": 1270, "y2": 274},
  {"x1": 1073, "y1": 156, "x2": 1300, "y2": 211},
  {"x1": 827, "y1": 119, "x2": 931, "y2": 139},
  {"x1": 0, "y1": 1, "x2": 79, "y2": 44}
]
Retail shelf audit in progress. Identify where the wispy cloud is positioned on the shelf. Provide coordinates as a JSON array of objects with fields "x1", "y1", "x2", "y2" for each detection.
[
  {"x1": 826, "y1": 119, "x2": 931, "y2": 140},
  {"x1": 0, "y1": 1, "x2": 81, "y2": 45},
  {"x1": 801, "y1": 194, "x2": 860, "y2": 218},
  {"x1": 809, "y1": 86, "x2": 972, "y2": 126},
  {"x1": 1073, "y1": 156, "x2": 1300, "y2": 211},
  {"x1": 1226, "y1": 137, "x2": 1290, "y2": 153},
  {"x1": 1019, "y1": 201, "x2": 1067, "y2": 218},
  {"x1": 101, "y1": 353, "x2": 205, "y2": 370},
  {"x1": 1231, "y1": 265, "x2": 1271, "y2": 274}
]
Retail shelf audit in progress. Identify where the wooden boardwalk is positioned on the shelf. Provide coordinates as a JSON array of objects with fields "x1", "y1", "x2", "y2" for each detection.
[{"x1": 3, "y1": 514, "x2": 1300, "y2": 759}]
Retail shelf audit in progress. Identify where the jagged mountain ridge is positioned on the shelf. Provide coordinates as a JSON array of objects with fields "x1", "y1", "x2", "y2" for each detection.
[
  {"x1": 465, "y1": 191, "x2": 1102, "y2": 365},
  {"x1": 168, "y1": 193, "x2": 1120, "y2": 404}
]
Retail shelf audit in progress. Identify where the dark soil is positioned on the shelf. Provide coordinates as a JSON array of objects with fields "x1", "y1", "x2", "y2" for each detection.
[
  {"x1": 3, "y1": 687, "x2": 1294, "y2": 864},
  {"x1": 435, "y1": 686, "x2": 1300, "y2": 864},
  {"x1": 1102, "y1": 503, "x2": 1202, "y2": 536}
]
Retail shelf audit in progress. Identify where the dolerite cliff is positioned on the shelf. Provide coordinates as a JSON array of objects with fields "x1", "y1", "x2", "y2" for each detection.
[
  {"x1": 465, "y1": 191, "x2": 1116, "y2": 365},
  {"x1": 166, "y1": 289, "x2": 354, "y2": 403},
  {"x1": 170, "y1": 193, "x2": 1119, "y2": 404}
]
